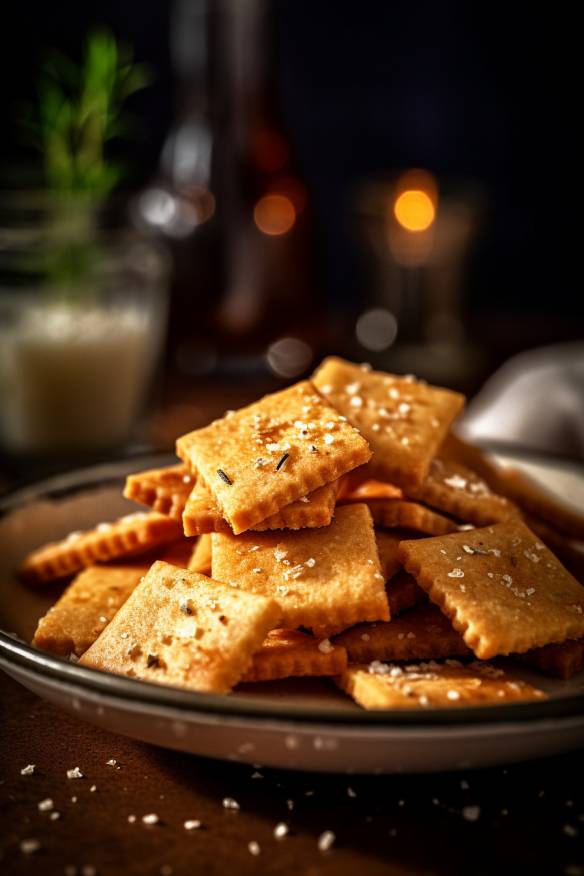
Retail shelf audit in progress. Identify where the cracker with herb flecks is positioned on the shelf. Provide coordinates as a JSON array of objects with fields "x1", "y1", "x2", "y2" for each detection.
[
  {"x1": 182, "y1": 478, "x2": 340, "y2": 536},
  {"x1": 407, "y1": 451, "x2": 518, "y2": 527},
  {"x1": 312, "y1": 357, "x2": 464, "y2": 488},
  {"x1": 334, "y1": 602, "x2": 470, "y2": 663},
  {"x1": 32, "y1": 564, "x2": 149, "y2": 658},
  {"x1": 211, "y1": 504, "x2": 389, "y2": 631},
  {"x1": 176, "y1": 381, "x2": 371, "y2": 535},
  {"x1": 519, "y1": 637, "x2": 584, "y2": 680},
  {"x1": 79, "y1": 561, "x2": 281, "y2": 693},
  {"x1": 399, "y1": 521, "x2": 584, "y2": 659},
  {"x1": 19, "y1": 512, "x2": 184, "y2": 585},
  {"x1": 241, "y1": 629, "x2": 347, "y2": 683},
  {"x1": 349, "y1": 498, "x2": 459, "y2": 536},
  {"x1": 188, "y1": 535, "x2": 212, "y2": 575},
  {"x1": 124, "y1": 464, "x2": 193, "y2": 520},
  {"x1": 338, "y1": 662, "x2": 547, "y2": 710}
]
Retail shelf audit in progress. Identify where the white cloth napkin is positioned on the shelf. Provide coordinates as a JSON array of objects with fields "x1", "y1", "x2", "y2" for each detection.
[{"x1": 458, "y1": 342, "x2": 584, "y2": 459}]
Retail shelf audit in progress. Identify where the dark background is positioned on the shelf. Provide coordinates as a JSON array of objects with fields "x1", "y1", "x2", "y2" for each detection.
[{"x1": 0, "y1": 1, "x2": 580, "y2": 332}]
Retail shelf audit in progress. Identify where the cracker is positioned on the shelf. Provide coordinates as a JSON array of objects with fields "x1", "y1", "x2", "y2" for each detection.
[
  {"x1": 241, "y1": 630, "x2": 347, "y2": 682},
  {"x1": 32, "y1": 564, "x2": 149, "y2": 657},
  {"x1": 19, "y1": 512, "x2": 184, "y2": 585},
  {"x1": 334, "y1": 603, "x2": 470, "y2": 663},
  {"x1": 519, "y1": 638, "x2": 584, "y2": 680},
  {"x1": 387, "y1": 571, "x2": 427, "y2": 616},
  {"x1": 312, "y1": 357, "x2": 464, "y2": 487},
  {"x1": 408, "y1": 451, "x2": 517, "y2": 526},
  {"x1": 375, "y1": 529, "x2": 402, "y2": 581},
  {"x1": 79, "y1": 561, "x2": 281, "y2": 693},
  {"x1": 188, "y1": 535, "x2": 212, "y2": 575},
  {"x1": 182, "y1": 479, "x2": 340, "y2": 536},
  {"x1": 123, "y1": 464, "x2": 193, "y2": 520},
  {"x1": 176, "y1": 380, "x2": 371, "y2": 534},
  {"x1": 399, "y1": 520, "x2": 584, "y2": 659},
  {"x1": 338, "y1": 661, "x2": 546, "y2": 710},
  {"x1": 354, "y1": 498, "x2": 459, "y2": 536},
  {"x1": 339, "y1": 471, "x2": 403, "y2": 501},
  {"x1": 446, "y1": 432, "x2": 584, "y2": 541},
  {"x1": 211, "y1": 504, "x2": 389, "y2": 630}
]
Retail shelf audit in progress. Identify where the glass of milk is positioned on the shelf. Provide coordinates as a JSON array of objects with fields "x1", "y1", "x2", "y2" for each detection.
[{"x1": 0, "y1": 199, "x2": 171, "y2": 453}]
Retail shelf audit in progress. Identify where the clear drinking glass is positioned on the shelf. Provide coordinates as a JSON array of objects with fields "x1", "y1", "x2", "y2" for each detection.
[{"x1": 0, "y1": 193, "x2": 171, "y2": 453}]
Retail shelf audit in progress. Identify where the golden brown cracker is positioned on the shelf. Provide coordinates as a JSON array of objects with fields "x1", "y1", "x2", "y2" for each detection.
[
  {"x1": 387, "y1": 571, "x2": 426, "y2": 616},
  {"x1": 123, "y1": 464, "x2": 193, "y2": 520},
  {"x1": 79, "y1": 561, "x2": 281, "y2": 693},
  {"x1": 375, "y1": 529, "x2": 403, "y2": 581},
  {"x1": 211, "y1": 504, "x2": 389, "y2": 631},
  {"x1": 355, "y1": 498, "x2": 459, "y2": 536},
  {"x1": 334, "y1": 603, "x2": 470, "y2": 663},
  {"x1": 19, "y1": 512, "x2": 183, "y2": 585},
  {"x1": 176, "y1": 380, "x2": 371, "y2": 534},
  {"x1": 241, "y1": 629, "x2": 347, "y2": 682},
  {"x1": 32, "y1": 564, "x2": 148, "y2": 657},
  {"x1": 408, "y1": 452, "x2": 517, "y2": 526},
  {"x1": 446, "y1": 432, "x2": 584, "y2": 541},
  {"x1": 519, "y1": 638, "x2": 584, "y2": 680},
  {"x1": 188, "y1": 535, "x2": 212, "y2": 575},
  {"x1": 338, "y1": 661, "x2": 546, "y2": 710},
  {"x1": 399, "y1": 520, "x2": 584, "y2": 659},
  {"x1": 182, "y1": 479, "x2": 340, "y2": 536},
  {"x1": 312, "y1": 357, "x2": 464, "y2": 487}
]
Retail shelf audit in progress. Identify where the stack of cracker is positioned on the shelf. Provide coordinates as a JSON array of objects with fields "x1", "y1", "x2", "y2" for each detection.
[{"x1": 23, "y1": 359, "x2": 584, "y2": 709}]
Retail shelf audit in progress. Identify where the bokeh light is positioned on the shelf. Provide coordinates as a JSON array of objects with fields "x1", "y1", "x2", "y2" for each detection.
[
  {"x1": 266, "y1": 337, "x2": 313, "y2": 377},
  {"x1": 394, "y1": 189, "x2": 435, "y2": 232},
  {"x1": 254, "y1": 195, "x2": 296, "y2": 236},
  {"x1": 356, "y1": 308, "x2": 398, "y2": 351}
]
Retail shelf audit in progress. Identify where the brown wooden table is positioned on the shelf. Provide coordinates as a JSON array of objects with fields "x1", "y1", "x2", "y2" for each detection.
[{"x1": 1, "y1": 671, "x2": 583, "y2": 876}]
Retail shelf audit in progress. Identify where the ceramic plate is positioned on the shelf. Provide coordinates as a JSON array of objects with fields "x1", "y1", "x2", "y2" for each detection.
[{"x1": 1, "y1": 453, "x2": 583, "y2": 774}]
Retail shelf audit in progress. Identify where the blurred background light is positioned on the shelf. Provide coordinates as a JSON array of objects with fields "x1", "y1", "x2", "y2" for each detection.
[
  {"x1": 394, "y1": 189, "x2": 435, "y2": 232},
  {"x1": 254, "y1": 194, "x2": 296, "y2": 236},
  {"x1": 355, "y1": 308, "x2": 398, "y2": 351},
  {"x1": 266, "y1": 337, "x2": 313, "y2": 377}
]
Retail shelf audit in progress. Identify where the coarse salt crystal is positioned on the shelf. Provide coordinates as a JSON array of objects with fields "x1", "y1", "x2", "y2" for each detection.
[
  {"x1": 20, "y1": 839, "x2": 41, "y2": 855},
  {"x1": 38, "y1": 798, "x2": 54, "y2": 812},
  {"x1": 223, "y1": 797, "x2": 240, "y2": 810},
  {"x1": 448, "y1": 569, "x2": 464, "y2": 578},
  {"x1": 324, "y1": 433, "x2": 335, "y2": 444},
  {"x1": 20, "y1": 764, "x2": 36, "y2": 776},
  {"x1": 142, "y1": 813, "x2": 160, "y2": 825},
  {"x1": 248, "y1": 841, "x2": 261, "y2": 856},
  {"x1": 66, "y1": 767, "x2": 84, "y2": 780},
  {"x1": 274, "y1": 822, "x2": 289, "y2": 839},
  {"x1": 318, "y1": 639, "x2": 334, "y2": 654},
  {"x1": 447, "y1": 690, "x2": 461, "y2": 701},
  {"x1": 318, "y1": 830, "x2": 336, "y2": 852},
  {"x1": 350, "y1": 396, "x2": 363, "y2": 408},
  {"x1": 462, "y1": 805, "x2": 480, "y2": 822},
  {"x1": 184, "y1": 819, "x2": 202, "y2": 830}
]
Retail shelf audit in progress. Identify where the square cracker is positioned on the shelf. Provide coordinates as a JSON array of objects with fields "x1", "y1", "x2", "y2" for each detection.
[
  {"x1": 182, "y1": 478, "x2": 340, "y2": 536},
  {"x1": 312, "y1": 357, "x2": 464, "y2": 487},
  {"x1": 211, "y1": 504, "x2": 389, "y2": 631},
  {"x1": 32, "y1": 564, "x2": 149, "y2": 658},
  {"x1": 519, "y1": 638, "x2": 584, "y2": 680},
  {"x1": 407, "y1": 451, "x2": 517, "y2": 527},
  {"x1": 124, "y1": 464, "x2": 193, "y2": 520},
  {"x1": 188, "y1": 535, "x2": 212, "y2": 575},
  {"x1": 352, "y1": 498, "x2": 459, "y2": 536},
  {"x1": 338, "y1": 662, "x2": 546, "y2": 710},
  {"x1": 19, "y1": 512, "x2": 184, "y2": 585},
  {"x1": 241, "y1": 629, "x2": 347, "y2": 682},
  {"x1": 333, "y1": 603, "x2": 470, "y2": 663},
  {"x1": 399, "y1": 520, "x2": 584, "y2": 659},
  {"x1": 79, "y1": 561, "x2": 281, "y2": 693},
  {"x1": 176, "y1": 380, "x2": 371, "y2": 534}
]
